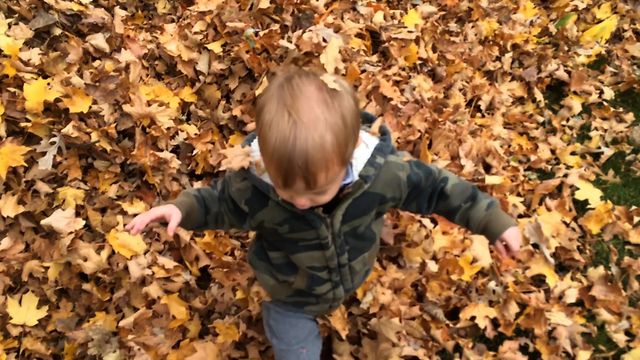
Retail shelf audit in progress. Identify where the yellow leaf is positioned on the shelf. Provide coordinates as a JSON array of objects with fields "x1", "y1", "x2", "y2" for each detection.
[
  {"x1": 580, "y1": 201, "x2": 614, "y2": 234},
  {"x1": 0, "y1": 192, "x2": 25, "y2": 218},
  {"x1": 85, "y1": 311, "x2": 118, "y2": 331},
  {"x1": 478, "y1": 18, "x2": 500, "y2": 38},
  {"x1": 205, "y1": 39, "x2": 226, "y2": 54},
  {"x1": 574, "y1": 179, "x2": 603, "y2": 208},
  {"x1": 0, "y1": 34, "x2": 24, "y2": 57},
  {"x1": 47, "y1": 262, "x2": 64, "y2": 283},
  {"x1": 106, "y1": 228, "x2": 147, "y2": 259},
  {"x1": 140, "y1": 83, "x2": 181, "y2": 109},
  {"x1": 2, "y1": 59, "x2": 17, "y2": 78},
  {"x1": 213, "y1": 319, "x2": 240, "y2": 343},
  {"x1": 484, "y1": 175, "x2": 505, "y2": 185},
  {"x1": 62, "y1": 88, "x2": 93, "y2": 113},
  {"x1": 401, "y1": 42, "x2": 418, "y2": 66},
  {"x1": 460, "y1": 303, "x2": 497, "y2": 330},
  {"x1": 320, "y1": 37, "x2": 345, "y2": 74},
  {"x1": 557, "y1": 144, "x2": 583, "y2": 168},
  {"x1": 118, "y1": 198, "x2": 149, "y2": 215},
  {"x1": 227, "y1": 132, "x2": 245, "y2": 146},
  {"x1": 518, "y1": 1, "x2": 539, "y2": 20},
  {"x1": 23, "y1": 77, "x2": 62, "y2": 113},
  {"x1": 7, "y1": 291, "x2": 49, "y2": 326},
  {"x1": 622, "y1": 348, "x2": 640, "y2": 360},
  {"x1": 56, "y1": 186, "x2": 86, "y2": 210},
  {"x1": 458, "y1": 253, "x2": 482, "y2": 282},
  {"x1": 402, "y1": 9, "x2": 423, "y2": 29},
  {"x1": 593, "y1": 2, "x2": 612, "y2": 20},
  {"x1": 63, "y1": 342, "x2": 78, "y2": 360},
  {"x1": 40, "y1": 208, "x2": 85, "y2": 234},
  {"x1": 178, "y1": 86, "x2": 197, "y2": 102},
  {"x1": 580, "y1": 15, "x2": 618, "y2": 45},
  {"x1": 525, "y1": 255, "x2": 559, "y2": 288},
  {"x1": 0, "y1": 141, "x2": 30, "y2": 180},
  {"x1": 161, "y1": 294, "x2": 190, "y2": 327}
]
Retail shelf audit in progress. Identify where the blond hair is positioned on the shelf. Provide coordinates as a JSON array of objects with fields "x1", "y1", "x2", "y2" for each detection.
[{"x1": 255, "y1": 67, "x2": 360, "y2": 190}]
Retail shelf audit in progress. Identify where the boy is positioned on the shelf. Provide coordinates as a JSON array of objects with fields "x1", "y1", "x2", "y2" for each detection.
[{"x1": 126, "y1": 67, "x2": 522, "y2": 359}]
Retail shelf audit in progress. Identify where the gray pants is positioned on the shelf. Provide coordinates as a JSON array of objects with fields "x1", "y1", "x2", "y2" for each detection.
[{"x1": 262, "y1": 301, "x2": 322, "y2": 360}]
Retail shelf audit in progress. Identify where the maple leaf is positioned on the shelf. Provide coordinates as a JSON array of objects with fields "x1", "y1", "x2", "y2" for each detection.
[
  {"x1": 0, "y1": 141, "x2": 30, "y2": 180},
  {"x1": 161, "y1": 294, "x2": 190, "y2": 328},
  {"x1": 117, "y1": 198, "x2": 149, "y2": 215},
  {"x1": 574, "y1": 179, "x2": 603, "y2": 208},
  {"x1": 184, "y1": 341, "x2": 220, "y2": 360},
  {"x1": 0, "y1": 34, "x2": 24, "y2": 57},
  {"x1": 580, "y1": 201, "x2": 614, "y2": 235},
  {"x1": 525, "y1": 255, "x2": 559, "y2": 288},
  {"x1": 62, "y1": 88, "x2": 93, "y2": 113},
  {"x1": 7, "y1": 291, "x2": 49, "y2": 326},
  {"x1": 0, "y1": 192, "x2": 25, "y2": 218},
  {"x1": 56, "y1": 186, "x2": 86, "y2": 210},
  {"x1": 40, "y1": 208, "x2": 85, "y2": 234},
  {"x1": 106, "y1": 229, "x2": 147, "y2": 259},
  {"x1": 213, "y1": 319, "x2": 240, "y2": 343},
  {"x1": 460, "y1": 302, "x2": 498, "y2": 330},
  {"x1": 23, "y1": 77, "x2": 62, "y2": 113},
  {"x1": 458, "y1": 253, "x2": 482, "y2": 282},
  {"x1": 402, "y1": 9, "x2": 423, "y2": 29}
]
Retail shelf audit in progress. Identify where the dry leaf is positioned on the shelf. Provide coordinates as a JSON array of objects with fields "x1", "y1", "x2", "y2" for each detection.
[{"x1": 7, "y1": 291, "x2": 49, "y2": 326}]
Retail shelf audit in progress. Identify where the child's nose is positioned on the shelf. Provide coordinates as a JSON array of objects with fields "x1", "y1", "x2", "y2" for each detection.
[{"x1": 291, "y1": 197, "x2": 312, "y2": 210}]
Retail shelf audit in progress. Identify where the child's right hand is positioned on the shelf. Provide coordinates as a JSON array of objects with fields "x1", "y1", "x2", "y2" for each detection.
[{"x1": 125, "y1": 204, "x2": 183, "y2": 236}]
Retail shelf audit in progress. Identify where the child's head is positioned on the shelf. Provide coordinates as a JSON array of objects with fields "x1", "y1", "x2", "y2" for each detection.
[{"x1": 255, "y1": 67, "x2": 360, "y2": 209}]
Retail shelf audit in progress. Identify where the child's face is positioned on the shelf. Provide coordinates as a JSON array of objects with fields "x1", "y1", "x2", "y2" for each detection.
[{"x1": 273, "y1": 166, "x2": 346, "y2": 210}]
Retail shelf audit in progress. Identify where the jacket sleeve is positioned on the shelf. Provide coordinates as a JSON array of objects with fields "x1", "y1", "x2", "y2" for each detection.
[
  {"x1": 398, "y1": 160, "x2": 516, "y2": 243},
  {"x1": 168, "y1": 174, "x2": 249, "y2": 231}
]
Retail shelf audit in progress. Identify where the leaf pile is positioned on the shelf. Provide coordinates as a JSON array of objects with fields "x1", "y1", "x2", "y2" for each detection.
[{"x1": 1, "y1": 0, "x2": 640, "y2": 359}]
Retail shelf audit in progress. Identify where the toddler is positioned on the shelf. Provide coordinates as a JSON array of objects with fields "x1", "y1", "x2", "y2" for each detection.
[{"x1": 126, "y1": 67, "x2": 522, "y2": 359}]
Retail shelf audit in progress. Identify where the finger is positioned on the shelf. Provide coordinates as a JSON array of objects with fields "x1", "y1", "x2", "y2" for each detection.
[
  {"x1": 167, "y1": 214, "x2": 180, "y2": 236},
  {"x1": 495, "y1": 241, "x2": 508, "y2": 258}
]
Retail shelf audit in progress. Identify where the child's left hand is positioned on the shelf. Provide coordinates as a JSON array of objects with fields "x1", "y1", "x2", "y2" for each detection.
[{"x1": 494, "y1": 226, "x2": 522, "y2": 258}]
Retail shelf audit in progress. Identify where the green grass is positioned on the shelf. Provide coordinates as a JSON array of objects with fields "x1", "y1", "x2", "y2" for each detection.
[{"x1": 542, "y1": 79, "x2": 640, "y2": 357}]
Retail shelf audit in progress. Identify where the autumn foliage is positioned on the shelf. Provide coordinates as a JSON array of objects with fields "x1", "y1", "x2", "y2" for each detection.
[{"x1": 0, "y1": 0, "x2": 639, "y2": 359}]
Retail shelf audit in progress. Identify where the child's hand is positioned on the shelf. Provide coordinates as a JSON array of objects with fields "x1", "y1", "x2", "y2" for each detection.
[
  {"x1": 494, "y1": 226, "x2": 522, "y2": 258},
  {"x1": 125, "y1": 204, "x2": 182, "y2": 236}
]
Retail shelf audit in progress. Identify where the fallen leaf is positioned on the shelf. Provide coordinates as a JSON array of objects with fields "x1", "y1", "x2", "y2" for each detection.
[
  {"x1": 213, "y1": 319, "x2": 240, "y2": 343},
  {"x1": 161, "y1": 293, "x2": 190, "y2": 327},
  {"x1": 220, "y1": 145, "x2": 252, "y2": 171},
  {"x1": 23, "y1": 77, "x2": 62, "y2": 113},
  {"x1": 328, "y1": 305, "x2": 350, "y2": 340},
  {"x1": 574, "y1": 179, "x2": 603, "y2": 208},
  {"x1": 0, "y1": 141, "x2": 31, "y2": 180},
  {"x1": 62, "y1": 88, "x2": 93, "y2": 113},
  {"x1": 0, "y1": 192, "x2": 25, "y2": 218},
  {"x1": 7, "y1": 291, "x2": 49, "y2": 326},
  {"x1": 402, "y1": 9, "x2": 423, "y2": 29},
  {"x1": 580, "y1": 15, "x2": 618, "y2": 45},
  {"x1": 320, "y1": 37, "x2": 345, "y2": 74},
  {"x1": 106, "y1": 229, "x2": 147, "y2": 259},
  {"x1": 56, "y1": 186, "x2": 86, "y2": 210},
  {"x1": 40, "y1": 208, "x2": 85, "y2": 234}
]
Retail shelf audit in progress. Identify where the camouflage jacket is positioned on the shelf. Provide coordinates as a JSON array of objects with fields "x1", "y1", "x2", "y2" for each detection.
[{"x1": 170, "y1": 122, "x2": 516, "y2": 315}]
